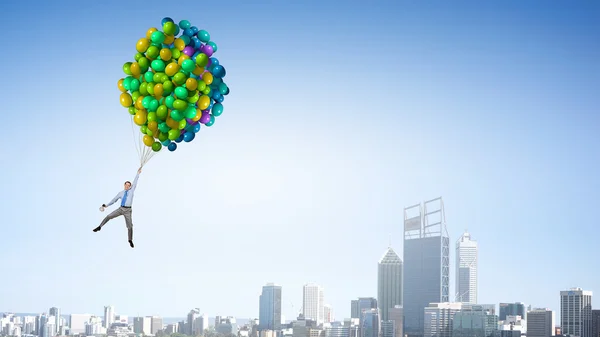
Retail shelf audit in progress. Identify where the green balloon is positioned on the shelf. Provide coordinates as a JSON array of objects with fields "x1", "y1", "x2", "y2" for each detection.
[
  {"x1": 131, "y1": 91, "x2": 141, "y2": 102},
  {"x1": 141, "y1": 125, "x2": 148, "y2": 134},
  {"x1": 202, "y1": 86, "x2": 211, "y2": 95},
  {"x1": 147, "y1": 112, "x2": 158, "y2": 122},
  {"x1": 130, "y1": 79, "x2": 140, "y2": 92},
  {"x1": 158, "y1": 132, "x2": 168, "y2": 142},
  {"x1": 182, "y1": 59, "x2": 195, "y2": 72},
  {"x1": 134, "y1": 52, "x2": 144, "y2": 61},
  {"x1": 147, "y1": 46, "x2": 160, "y2": 59},
  {"x1": 138, "y1": 57, "x2": 150, "y2": 71},
  {"x1": 163, "y1": 81, "x2": 174, "y2": 94},
  {"x1": 198, "y1": 30, "x2": 210, "y2": 43},
  {"x1": 171, "y1": 48, "x2": 181, "y2": 60},
  {"x1": 147, "y1": 82, "x2": 156, "y2": 95},
  {"x1": 148, "y1": 99, "x2": 159, "y2": 112},
  {"x1": 159, "y1": 74, "x2": 169, "y2": 83},
  {"x1": 163, "y1": 22, "x2": 176, "y2": 35},
  {"x1": 151, "y1": 31, "x2": 165, "y2": 44},
  {"x1": 153, "y1": 72, "x2": 163, "y2": 83},
  {"x1": 195, "y1": 53, "x2": 208, "y2": 67},
  {"x1": 187, "y1": 94, "x2": 199, "y2": 104},
  {"x1": 173, "y1": 99, "x2": 187, "y2": 110},
  {"x1": 144, "y1": 71, "x2": 154, "y2": 83},
  {"x1": 151, "y1": 59, "x2": 166, "y2": 72},
  {"x1": 157, "y1": 105, "x2": 168, "y2": 120},
  {"x1": 173, "y1": 72, "x2": 187, "y2": 85},
  {"x1": 139, "y1": 83, "x2": 148, "y2": 95},
  {"x1": 197, "y1": 81, "x2": 206, "y2": 91},
  {"x1": 207, "y1": 41, "x2": 217, "y2": 53},
  {"x1": 128, "y1": 107, "x2": 136, "y2": 115},
  {"x1": 123, "y1": 62, "x2": 132, "y2": 75},
  {"x1": 184, "y1": 106, "x2": 197, "y2": 119},
  {"x1": 168, "y1": 129, "x2": 179, "y2": 140},
  {"x1": 123, "y1": 77, "x2": 132, "y2": 90},
  {"x1": 142, "y1": 96, "x2": 152, "y2": 108},
  {"x1": 178, "y1": 119, "x2": 187, "y2": 130},
  {"x1": 146, "y1": 128, "x2": 154, "y2": 136},
  {"x1": 165, "y1": 96, "x2": 175, "y2": 109},
  {"x1": 174, "y1": 87, "x2": 188, "y2": 99},
  {"x1": 152, "y1": 142, "x2": 162, "y2": 152}
]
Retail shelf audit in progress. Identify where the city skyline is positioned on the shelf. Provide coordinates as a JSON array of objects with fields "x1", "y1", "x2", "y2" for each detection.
[{"x1": 1, "y1": 0, "x2": 599, "y2": 323}]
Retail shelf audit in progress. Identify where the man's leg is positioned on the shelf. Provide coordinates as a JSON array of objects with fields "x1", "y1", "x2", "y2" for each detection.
[
  {"x1": 123, "y1": 208, "x2": 134, "y2": 247},
  {"x1": 94, "y1": 208, "x2": 124, "y2": 231}
]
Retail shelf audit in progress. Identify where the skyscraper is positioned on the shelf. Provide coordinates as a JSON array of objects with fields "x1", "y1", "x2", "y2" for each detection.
[
  {"x1": 592, "y1": 310, "x2": 600, "y2": 337},
  {"x1": 403, "y1": 197, "x2": 450, "y2": 337},
  {"x1": 303, "y1": 283, "x2": 324, "y2": 325},
  {"x1": 560, "y1": 288, "x2": 593, "y2": 337},
  {"x1": 456, "y1": 231, "x2": 478, "y2": 303},
  {"x1": 103, "y1": 306, "x2": 115, "y2": 329},
  {"x1": 360, "y1": 309, "x2": 380, "y2": 337},
  {"x1": 49, "y1": 308, "x2": 61, "y2": 333},
  {"x1": 259, "y1": 283, "x2": 282, "y2": 330},
  {"x1": 377, "y1": 247, "x2": 403, "y2": 321},
  {"x1": 527, "y1": 309, "x2": 555, "y2": 337},
  {"x1": 499, "y1": 303, "x2": 525, "y2": 321},
  {"x1": 151, "y1": 316, "x2": 163, "y2": 334}
]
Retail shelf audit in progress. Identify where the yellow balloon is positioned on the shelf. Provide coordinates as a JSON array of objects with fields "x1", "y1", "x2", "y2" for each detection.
[
  {"x1": 153, "y1": 83, "x2": 164, "y2": 98},
  {"x1": 192, "y1": 65, "x2": 204, "y2": 76},
  {"x1": 153, "y1": 129, "x2": 160, "y2": 138},
  {"x1": 136, "y1": 38, "x2": 150, "y2": 53},
  {"x1": 166, "y1": 116, "x2": 179, "y2": 129},
  {"x1": 134, "y1": 111, "x2": 148, "y2": 126},
  {"x1": 202, "y1": 72, "x2": 213, "y2": 85},
  {"x1": 117, "y1": 79, "x2": 126, "y2": 92},
  {"x1": 135, "y1": 96, "x2": 144, "y2": 109},
  {"x1": 198, "y1": 95, "x2": 210, "y2": 110},
  {"x1": 130, "y1": 62, "x2": 141, "y2": 77},
  {"x1": 185, "y1": 78, "x2": 198, "y2": 91},
  {"x1": 165, "y1": 62, "x2": 180, "y2": 77},
  {"x1": 164, "y1": 34, "x2": 175, "y2": 45},
  {"x1": 143, "y1": 134, "x2": 154, "y2": 147},
  {"x1": 192, "y1": 109, "x2": 202, "y2": 122},
  {"x1": 148, "y1": 121, "x2": 158, "y2": 132},
  {"x1": 177, "y1": 54, "x2": 190, "y2": 66},
  {"x1": 160, "y1": 48, "x2": 172, "y2": 61},
  {"x1": 120, "y1": 93, "x2": 133, "y2": 107},
  {"x1": 146, "y1": 28, "x2": 158, "y2": 40},
  {"x1": 174, "y1": 38, "x2": 186, "y2": 51}
]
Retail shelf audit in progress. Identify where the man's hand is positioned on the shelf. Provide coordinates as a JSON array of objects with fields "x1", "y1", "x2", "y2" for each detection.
[{"x1": 138, "y1": 167, "x2": 142, "y2": 174}]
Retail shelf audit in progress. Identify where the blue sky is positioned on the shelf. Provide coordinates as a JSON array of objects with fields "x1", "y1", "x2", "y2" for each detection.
[{"x1": 0, "y1": 0, "x2": 599, "y2": 322}]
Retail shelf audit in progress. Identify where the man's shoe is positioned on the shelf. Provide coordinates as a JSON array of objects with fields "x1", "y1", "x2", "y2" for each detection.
[
  {"x1": 93, "y1": 226, "x2": 101, "y2": 232},
  {"x1": 129, "y1": 240, "x2": 134, "y2": 248}
]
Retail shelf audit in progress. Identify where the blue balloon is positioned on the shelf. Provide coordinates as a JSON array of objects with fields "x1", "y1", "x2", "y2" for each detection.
[
  {"x1": 183, "y1": 131, "x2": 195, "y2": 142},
  {"x1": 212, "y1": 65, "x2": 226, "y2": 78},
  {"x1": 175, "y1": 134, "x2": 184, "y2": 143},
  {"x1": 192, "y1": 37, "x2": 201, "y2": 48},
  {"x1": 216, "y1": 95, "x2": 225, "y2": 103},
  {"x1": 162, "y1": 17, "x2": 174, "y2": 25},
  {"x1": 210, "y1": 57, "x2": 219, "y2": 67},
  {"x1": 191, "y1": 26, "x2": 199, "y2": 35},
  {"x1": 183, "y1": 28, "x2": 194, "y2": 37},
  {"x1": 213, "y1": 92, "x2": 222, "y2": 101},
  {"x1": 193, "y1": 123, "x2": 201, "y2": 133},
  {"x1": 168, "y1": 142, "x2": 177, "y2": 152}
]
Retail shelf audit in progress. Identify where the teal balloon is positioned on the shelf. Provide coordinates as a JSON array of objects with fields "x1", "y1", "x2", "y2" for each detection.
[
  {"x1": 207, "y1": 41, "x2": 217, "y2": 52},
  {"x1": 161, "y1": 139, "x2": 171, "y2": 146},
  {"x1": 142, "y1": 96, "x2": 152, "y2": 108},
  {"x1": 171, "y1": 109, "x2": 184, "y2": 121},
  {"x1": 218, "y1": 83, "x2": 228, "y2": 95},
  {"x1": 165, "y1": 96, "x2": 175, "y2": 109},
  {"x1": 130, "y1": 79, "x2": 141, "y2": 92},
  {"x1": 175, "y1": 87, "x2": 188, "y2": 99},
  {"x1": 180, "y1": 35, "x2": 191, "y2": 46},
  {"x1": 151, "y1": 59, "x2": 166, "y2": 72},
  {"x1": 151, "y1": 31, "x2": 165, "y2": 44},
  {"x1": 179, "y1": 20, "x2": 191, "y2": 29},
  {"x1": 211, "y1": 103, "x2": 223, "y2": 116},
  {"x1": 123, "y1": 77, "x2": 132, "y2": 90},
  {"x1": 182, "y1": 59, "x2": 195, "y2": 72},
  {"x1": 148, "y1": 99, "x2": 159, "y2": 112},
  {"x1": 198, "y1": 30, "x2": 210, "y2": 43},
  {"x1": 159, "y1": 122, "x2": 170, "y2": 133},
  {"x1": 206, "y1": 115, "x2": 215, "y2": 126}
]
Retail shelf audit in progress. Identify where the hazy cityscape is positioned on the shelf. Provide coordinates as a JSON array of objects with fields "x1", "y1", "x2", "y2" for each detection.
[{"x1": 2, "y1": 198, "x2": 599, "y2": 337}]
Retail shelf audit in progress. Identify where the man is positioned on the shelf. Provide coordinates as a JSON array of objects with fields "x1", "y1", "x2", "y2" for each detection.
[{"x1": 93, "y1": 167, "x2": 142, "y2": 248}]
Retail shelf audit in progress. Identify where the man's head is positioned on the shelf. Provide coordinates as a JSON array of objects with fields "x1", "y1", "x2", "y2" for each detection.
[{"x1": 124, "y1": 181, "x2": 132, "y2": 190}]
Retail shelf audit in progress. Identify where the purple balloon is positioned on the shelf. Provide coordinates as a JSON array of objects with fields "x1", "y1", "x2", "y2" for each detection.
[
  {"x1": 200, "y1": 111, "x2": 211, "y2": 124},
  {"x1": 186, "y1": 118, "x2": 194, "y2": 124},
  {"x1": 180, "y1": 129, "x2": 186, "y2": 135},
  {"x1": 204, "y1": 45, "x2": 214, "y2": 57},
  {"x1": 183, "y1": 46, "x2": 195, "y2": 56}
]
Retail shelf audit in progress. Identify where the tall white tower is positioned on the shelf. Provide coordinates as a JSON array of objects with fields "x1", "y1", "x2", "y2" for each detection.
[
  {"x1": 104, "y1": 306, "x2": 115, "y2": 329},
  {"x1": 560, "y1": 288, "x2": 593, "y2": 337},
  {"x1": 303, "y1": 283, "x2": 324, "y2": 325},
  {"x1": 455, "y1": 231, "x2": 478, "y2": 303}
]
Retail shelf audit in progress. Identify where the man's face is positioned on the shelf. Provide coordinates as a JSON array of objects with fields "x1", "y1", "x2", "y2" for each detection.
[{"x1": 124, "y1": 182, "x2": 132, "y2": 190}]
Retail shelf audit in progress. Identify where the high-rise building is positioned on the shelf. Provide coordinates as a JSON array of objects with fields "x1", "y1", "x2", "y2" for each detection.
[
  {"x1": 49, "y1": 308, "x2": 60, "y2": 335},
  {"x1": 259, "y1": 283, "x2": 282, "y2": 330},
  {"x1": 452, "y1": 305, "x2": 498, "y2": 337},
  {"x1": 326, "y1": 322, "x2": 350, "y2": 337},
  {"x1": 560, "y1": 288, "x2": 593, "y2": 337},
  {"x1": 527, "y1": 309, "x2": 555, "y2": 337},
  {"x1": 324, "y1": 305, "x2": 333, "y2": 323},
  {"x1": 194, "y1": 314, "x2": 208, "y2": 336},
  {"x1": 377, "y1": 247, "x2": 403, "y2": 321},
  {"x1": 423, "y1": 303, "x2": 462, "y2": 337},
  {"x1": 187, "y1": 309, "x2": 200, "y2": 335},
  {"x1": 351, "y1": 301, "x2": 359, "y2": 319},
  {"x1": 303, "y1": 283, "x2": 325, "y2": 325},
  {"x1": 499, "y1": 303, "x2": 526, "y2": 321},
  {"x1": 104, "y1": 306, "x2": 115, "y2": 329},
  {"x1": 151, "y1": 316, "x2": 163, "y2": 334},
  {"x1": 134, "y1": 317, "x2": 151, "y2": 335},
  {"x1": 388, "y1": 306, "x2": 404, "y2": 337},
  {"x1": 360, "y1": 309, "x2": 380, "y2": 337},
  {"x1": 403, "y1": 198, "x2": 450, "y2": 337},
  {"x1": 592, "y1": 310, "x2": 600, "y2": 337},
  {"x1": 455, "y1": 231, "x2": 478, "y2": 303}
]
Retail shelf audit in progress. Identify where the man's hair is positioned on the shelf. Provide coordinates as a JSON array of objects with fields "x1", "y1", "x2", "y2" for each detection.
[{"x1": 125, "y1": 181, "x2": 131, "y2": 185}]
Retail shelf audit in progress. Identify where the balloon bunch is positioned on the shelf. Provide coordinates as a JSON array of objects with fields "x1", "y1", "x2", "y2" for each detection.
[{"x1": 117, "y1": 17, "x2": 229, "y2": 154}]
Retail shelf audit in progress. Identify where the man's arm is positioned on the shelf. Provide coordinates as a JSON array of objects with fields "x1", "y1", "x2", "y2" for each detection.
[
  {"x1": 131, "y1": 168, "x2": 142, "y2": 191},
  {"x1": 104, "y1": 192, "x2": 122, "y2": 207}
]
